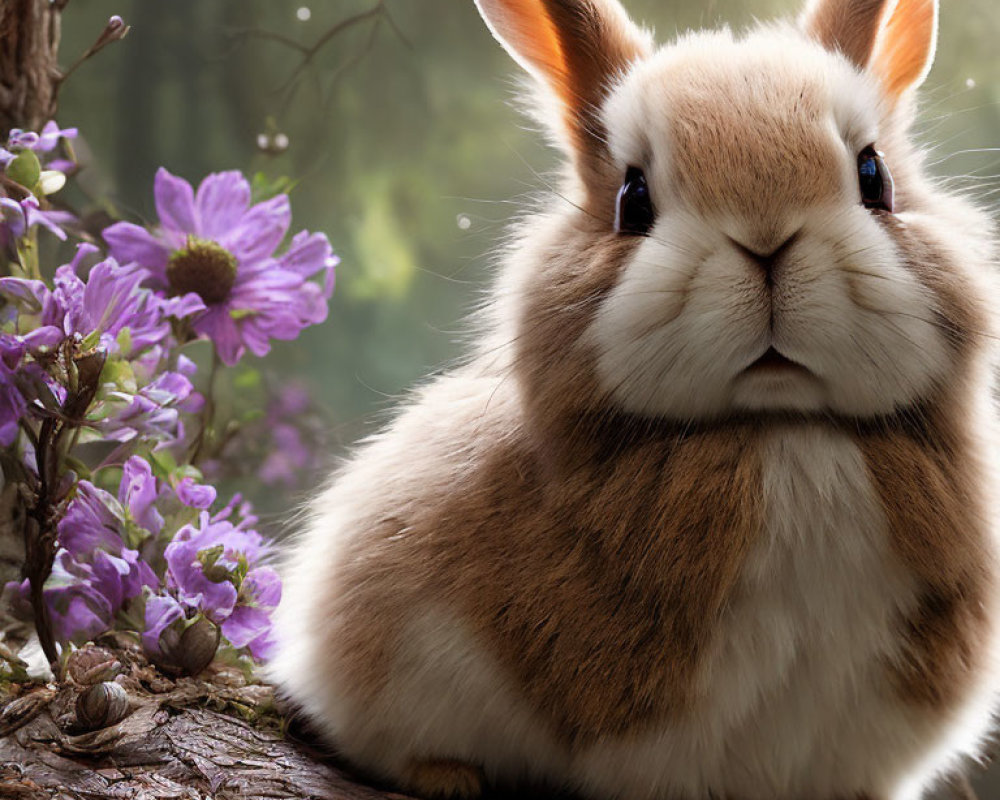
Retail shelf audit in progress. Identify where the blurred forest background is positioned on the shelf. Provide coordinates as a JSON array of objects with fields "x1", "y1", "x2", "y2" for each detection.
[{"x1": 48, "y1": 1, "x2": 1000, "y2": 796}]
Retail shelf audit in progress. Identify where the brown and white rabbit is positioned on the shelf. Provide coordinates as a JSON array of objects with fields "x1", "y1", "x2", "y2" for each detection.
[{"x1": 270, "y1": 0, "x2": 1000, "y2": 798}]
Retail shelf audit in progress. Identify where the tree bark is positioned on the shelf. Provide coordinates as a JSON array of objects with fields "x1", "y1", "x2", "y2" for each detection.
[
  {"x1": 0, "y1": 655, "x2": 416, "y2": 800},
  {"x1": 0, "y1": 0, "x2": 66, "y2": 137}
]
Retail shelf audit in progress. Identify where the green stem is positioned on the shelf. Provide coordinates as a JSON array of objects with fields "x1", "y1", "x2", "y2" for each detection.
[{"x1": 189, "y1": 348, "x2": 221, "y2": 464}]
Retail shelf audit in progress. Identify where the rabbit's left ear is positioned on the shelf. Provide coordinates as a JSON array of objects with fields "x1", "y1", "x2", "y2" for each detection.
[
  {"x1": 802, "y1": 0, "x2": 939, "y2": 104},
  {"x1": 475, "y1": 0, "x2": 651, "y2": 156}
]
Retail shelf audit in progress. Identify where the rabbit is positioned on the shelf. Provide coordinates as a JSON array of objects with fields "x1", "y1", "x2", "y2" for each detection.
[{"x1": 270, "y1": 0, "x2": 1000, "y2": 798}]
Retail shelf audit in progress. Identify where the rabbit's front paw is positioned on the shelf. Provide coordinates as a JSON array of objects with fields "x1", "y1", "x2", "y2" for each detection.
[{"x1": 402, "y1": 758, "x2": 486, "y2": 799}]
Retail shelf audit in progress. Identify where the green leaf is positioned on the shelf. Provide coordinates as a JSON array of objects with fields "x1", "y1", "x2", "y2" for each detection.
[
  {"x1": 250, "y1": 171, "x2": 297, "y2": 204},
  {"x1": 6, "y1": 150, "x2": 41, "y2": 190},
  {"x1": 116, "y1": 327, "x2": 133, "y2": 358},
  {"x1": 233, "y1": 368, "x2": 261, "y2": 391},
  {"x1": 100, "y1": 356, "x2": 137, "y2": 394},
  {"x1": 81, "y1": 329, "x2": 102, "y2": 351},
  {"x1": 64, "y1": 456, "x2": 92, "y2": 482},
  {"x1": 148, "y1": 449, "x2": 178, "y2": 480}
]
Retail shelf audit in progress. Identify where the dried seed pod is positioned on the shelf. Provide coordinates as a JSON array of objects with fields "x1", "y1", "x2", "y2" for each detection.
[
  {"x1": 75, "y1": 681, "x2": 129, "y2": 730},
  {"x1": 177, "y1": 618, "x2": 221, "y2": 677},
  {"x1": 67, "y1": 646, "x2": 121, "y2": 686}
]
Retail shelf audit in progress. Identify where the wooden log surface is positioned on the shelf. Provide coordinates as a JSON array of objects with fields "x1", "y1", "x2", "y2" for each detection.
[{"x1": 0, "y1": 669, "x2": 414, "y2": 800}]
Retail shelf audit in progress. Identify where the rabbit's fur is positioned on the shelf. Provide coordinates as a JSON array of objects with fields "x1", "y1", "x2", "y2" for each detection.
[{"x1": 271, "y1": 1, "x2": 1000, "y2": 798}]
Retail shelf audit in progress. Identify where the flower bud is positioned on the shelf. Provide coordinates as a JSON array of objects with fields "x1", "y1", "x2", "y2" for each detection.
[
  {"x1": 151, "y1": 617, "x2": 220, "y2": 677},
  {"x1": 75, "y1": 681, "x2": 129, "y2": 730},
  {"x1": 178, "y1": 618, "x2": 221, "y2": 676},
  {"x1": 67, "y1": 646, "x2": 121, "y2": 686},
  {"x1": 95, "y1": 15, "x2": 130, "y2": 49},
  {"x1": 6, "y1": 150, "x2": 41, "y2": 190},
  {"x1": 37, "y1": 170, "x2": 66, "y2": 196}
]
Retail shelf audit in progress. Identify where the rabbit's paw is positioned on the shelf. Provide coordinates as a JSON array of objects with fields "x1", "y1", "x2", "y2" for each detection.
[{"x1": 402, "y1": 758, "x2": 486, "y2": 799}]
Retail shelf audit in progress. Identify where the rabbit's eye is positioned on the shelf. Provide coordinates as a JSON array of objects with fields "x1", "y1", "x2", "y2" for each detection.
[
  {"x1": 615, "y1": 167, "x2": 655, "y2": 235},
  {"x1": 858, "y1": 145, "x2": 894, "y2": 213}
]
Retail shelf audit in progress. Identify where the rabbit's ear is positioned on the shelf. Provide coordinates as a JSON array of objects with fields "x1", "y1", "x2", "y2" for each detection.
[
  {"x1": 802, "y1": 0, "x2": 938, "y2": 103},
  {"x1": 870, "y1": 0, "x2": 938, "y2": 99},
  {"x1": 801, "y1": 0, "x2": 891, "y2": 69},
  {"x1": 475, "y1": 0, "x2": 650, "y2": 156}
]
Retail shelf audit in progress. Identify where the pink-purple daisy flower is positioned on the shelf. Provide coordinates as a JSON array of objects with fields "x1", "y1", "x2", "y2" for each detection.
[{"x1": 103, "y1": 168, "x2": 338, "y2": 366}]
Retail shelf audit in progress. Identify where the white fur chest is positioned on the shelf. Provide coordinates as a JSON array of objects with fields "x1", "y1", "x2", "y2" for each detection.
[{"x1": 575, "y1": 426, "x2": 930, "y2": 799}]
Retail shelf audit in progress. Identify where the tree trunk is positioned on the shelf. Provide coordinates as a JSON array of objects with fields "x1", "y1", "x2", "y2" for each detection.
[{"x1": 0, "y1": 0, "x2": 65, "y2": 137}]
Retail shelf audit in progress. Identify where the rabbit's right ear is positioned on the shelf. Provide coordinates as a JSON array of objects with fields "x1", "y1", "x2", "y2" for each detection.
[
  {"x1": 802, "y1": 0, "x2": 939, "y2": 107},
  {"x1": 801, "y1": 0, "x2": 891, "y2": 69},
  {"x1": 475, "y1": 0, "x2": 651, "y2": 159}
]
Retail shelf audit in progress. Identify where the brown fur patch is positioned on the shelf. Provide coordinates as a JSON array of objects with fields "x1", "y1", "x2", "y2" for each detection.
[
  {"x1": 402, "y1": 758, "x2": 486, "y2": 799},
  {"x1": 327, "y1": 411, "x2": 765, "y2": 745},
  {"x1": 856, "y1": 396, "x2": 994, "y2": 707},
  {"x1": 661, "y1": 61, "x2": 843, "y2": 233},
  {"x1": 856, "y1": 157, "x2": 994, "y2": 712}
]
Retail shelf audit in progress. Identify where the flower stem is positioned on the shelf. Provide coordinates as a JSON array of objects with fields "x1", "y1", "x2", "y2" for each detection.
[
  {"x1": 24, "y1": 416, "x2": 61, "y2": 670},
  {"x1": 23, "y1": 349, "x2": 107, "y2": 671},
  {"x1": 189, "y1": 349, "x2": 221, "y2": 465}
]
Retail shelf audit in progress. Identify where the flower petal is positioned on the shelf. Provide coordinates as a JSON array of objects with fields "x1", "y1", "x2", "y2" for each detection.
[
  {"x1": 195, "y1": 171, "x2": 251, "y2": 239},
  {"x1": 220, "y1": 605, "x2": 272, "y2": 649},
  {"x1": 143, "y1": 594, "x2": 185, "y2": 656},
  {"x1": 276, "y1": 231, "x2": 335, "y2": 279},
  {"x1": 244, "y1": 566, "x2": 281, "y2": 610},
  {"x1": 221, "y1": 195, "x2": 291, "y2": 264},
  {"x1": 154, "y1": 167, "x2": 197, "y2": 235},
  {"x1": 176, "y1": 478, "x2": 217, "y2": 509},
  {"x1": 103, "y1": 222, "x2": 171, "y2": 282}
]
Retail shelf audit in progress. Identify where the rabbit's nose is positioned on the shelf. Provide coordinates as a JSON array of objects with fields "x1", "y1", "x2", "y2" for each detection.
[{"x1": 727, "y1": 230, "x2": 801, "y2": 283}]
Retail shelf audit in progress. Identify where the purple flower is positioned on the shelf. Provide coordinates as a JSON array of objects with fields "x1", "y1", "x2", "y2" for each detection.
[
  {"x1": 7, "y1": 121, "x2": 78, "y2": 154},
  {"x1": 44, "y1": 555, "x2": 114, "y2": 643},
  {"x1": 119, "y1": 456, "x2": 165, "y2": 535},
  {"x1": 165, "y1": 542, "x2": 235, "y2": 621},
  {"x1": 0, "y1": 276, "x2": 66, "y2": 352},
  {"x1": 221, "y1": 565, "x2": 281, "y2": 660},
  {"x1": 98, "y1": 369, "x2": 198, "y2": 444},
  {"x1": 164, "y1": 511, "x2": 266, "y2": 620},
  {"x1": 0, "y1": 195, "x2": 74, "y2": 252},
  {"x1": 54, "y1": 246, "x2": 174, "y2": 356},
  {"x1": 273, "y1": 382, "x2": 311, "y2": 417},
  {"x1": 176, "y1": 478, "x2": 216, "y2": 509},
  {"x1": 1, "y1": 244, "x2": 201, "y2": 361},
  {"x1": 103, "y1": 168, "x2": 337, "y2": 365},
  {"x1": 58, "y1": 482, "x2": 124, "y2": 556},
  {"x1": 142, "y1": 594, "x2": 185, "y2": 656},
  {"x1": 4, "y1": 482, "x2": 159, "y2": 644},
  {"x1": 0, "y1": 334, "x2": 27, "y2": 445},
  {"x1": 258, "y1": 423, "x2": 311, "y2": 487}
]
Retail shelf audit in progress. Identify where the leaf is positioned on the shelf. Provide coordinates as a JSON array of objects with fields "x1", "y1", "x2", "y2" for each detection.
[
  {"x1": 249, "y1": 172, "x2": 297, "y2": 204},
  {"x1": 233, "y1": 368, "x2": 260, "y2": 392},
  {"x1": 100, "y1": 356, "x2": 137, "y2": 394},
  {"x1": 148, "y1": 449, "x2": 178, "y2": 480},
  {"x1": 6, "y1": 150, "x2": 41, "y2": 190}
]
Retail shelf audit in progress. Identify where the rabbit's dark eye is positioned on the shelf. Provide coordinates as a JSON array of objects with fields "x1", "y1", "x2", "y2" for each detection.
[
  {"x1": 615, "y1": 166, "x2": 655, "y2": 235},
  {"x1": 858, "y1": 145, "x2": 894, "y2": 213}
]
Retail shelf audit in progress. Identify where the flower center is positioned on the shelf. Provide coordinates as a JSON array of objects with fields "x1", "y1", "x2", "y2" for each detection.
[{"x1": 166, "y1": 237, "x2": 238, "y2": 305}]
